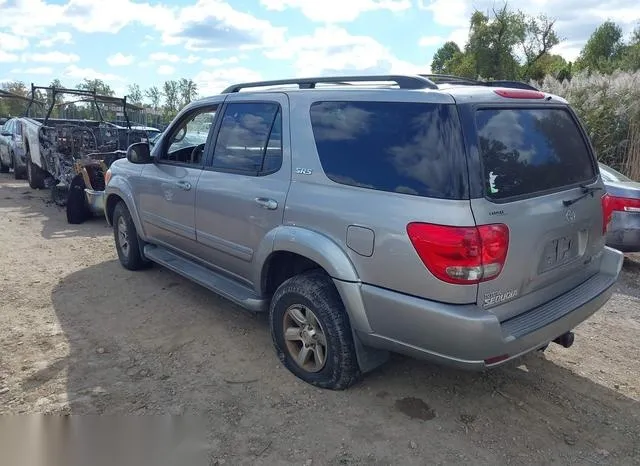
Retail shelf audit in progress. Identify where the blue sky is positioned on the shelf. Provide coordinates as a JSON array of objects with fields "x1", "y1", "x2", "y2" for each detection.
[{"x1": 1, "y1": 0, "x2": 639, "y2": 101}]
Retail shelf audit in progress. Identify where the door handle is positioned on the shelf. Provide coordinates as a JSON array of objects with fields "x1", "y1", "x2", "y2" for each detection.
[
  {"x1": 176, "y1": 181, "x2": 192, "y2": 191},
  {"x1": 255, "y1": 197, "x2": 278, "y2": 210}
]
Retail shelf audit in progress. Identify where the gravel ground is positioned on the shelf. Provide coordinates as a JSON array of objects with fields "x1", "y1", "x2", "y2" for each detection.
[{"x1": 0, "y1": 173, "x2": 639, "y2": 465}]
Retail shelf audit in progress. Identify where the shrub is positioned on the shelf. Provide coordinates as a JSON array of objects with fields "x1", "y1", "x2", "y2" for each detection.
[{"x1": 535, "y1": 70, "x2": 640, "y2": 178}]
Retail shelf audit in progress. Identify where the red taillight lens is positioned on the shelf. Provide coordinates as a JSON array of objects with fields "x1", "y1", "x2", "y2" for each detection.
[
  {"x1": 602, "y1": 192, "x2": 640, "y2": 234},
  {"x1": 493, "y1": 89, "x2": 545, "y2": 99},
  {"x1": 406, "y1": 223, "x2": 509, "y2": 285}
]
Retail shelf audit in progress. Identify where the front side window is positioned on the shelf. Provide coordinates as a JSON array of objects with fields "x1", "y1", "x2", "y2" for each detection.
[
  {"x1": 159, "y1": 106, "x2": 217, "y2": 165},
  {"x1": 211, "y1": 102, "x2": 282, "y2": 174}
]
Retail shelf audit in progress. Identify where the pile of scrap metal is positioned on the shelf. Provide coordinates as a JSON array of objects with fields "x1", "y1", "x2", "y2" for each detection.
[{"x1": 20, "y1": 84, "x2": 158, "y2": 224}]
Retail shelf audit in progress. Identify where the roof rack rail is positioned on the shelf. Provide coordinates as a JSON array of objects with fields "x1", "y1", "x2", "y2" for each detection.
[
  {"x1": 419, "y1": 74, "x2": 539, "y2": 91},
  {"x1": 221, "y1": 75, "x2": 438, "y2": 93}
]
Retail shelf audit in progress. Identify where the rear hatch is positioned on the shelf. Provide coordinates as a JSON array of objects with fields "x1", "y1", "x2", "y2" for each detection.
[{"x1": 462, "y1": 97, "x2": 606, "y2": 320}]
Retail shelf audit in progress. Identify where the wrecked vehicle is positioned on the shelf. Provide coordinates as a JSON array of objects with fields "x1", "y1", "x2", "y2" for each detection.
[{"x1": 21, "y1": 85, "x2": 157, "y2": 224}]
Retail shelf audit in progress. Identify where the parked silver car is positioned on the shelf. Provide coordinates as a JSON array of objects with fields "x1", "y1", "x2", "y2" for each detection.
[
  {"x1": 104, "y1": 74, "x2": 623, "y2": 389},
  {"x1": 0, "y1": 117, "x2": 27, "y2": 179},
  {"x1": 600, "y1": 162, "x2": 640, "y2": 252}
]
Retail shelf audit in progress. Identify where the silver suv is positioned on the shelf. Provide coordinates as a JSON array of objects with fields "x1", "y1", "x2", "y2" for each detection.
[{"x1": 105, "y1": 74, "x2": 623, "y2": 390}]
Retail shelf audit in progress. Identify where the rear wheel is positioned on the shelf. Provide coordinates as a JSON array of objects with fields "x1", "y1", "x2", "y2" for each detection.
[
  {"x1": 0, "y1": 156, "x2": 9, "y2": 173},
  {"x1": 113, "y1": 201, "x2": 149, "y2": 271},
  {"x1": 269, "y1": 269, "x2": 360, "y2": 390},
  {"x1": 66, "y1": 175, "x2": 91, "y2": 224}
]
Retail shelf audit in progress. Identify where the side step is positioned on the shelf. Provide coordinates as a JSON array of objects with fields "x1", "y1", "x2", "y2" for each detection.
[{"x1": 143, "y1": 244, "x2": 268, "y2": 312}]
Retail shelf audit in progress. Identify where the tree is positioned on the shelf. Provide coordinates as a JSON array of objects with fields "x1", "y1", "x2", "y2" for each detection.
[
  {"x1": 0, "y1": 81, "x2": 29, "y2": 117},
  {"x1": 575, "y1": 21, "x2": 624, "y2": 73},
  {"x1": 145, "y1": 86, "x2": 161, "y2": 110},
  {"x1": 178, "y1": 78, "x2": 198, "y2": 107},
  {"x1": 76, "y1": 78, "x2": 114, "y2": 96},
  {"x1": 519, "y1": 14, "x2": 560, "y2": 80},
  {"x1": 127, "y1": 84, "x2": 143, "y2": 105},
  {"x1": 429, "y1": 3, "x2": 562, "y2": 81},
  {"x1": 431, "y1": 41, "x2": 461, "y2": 74},
  {"x1": 162, "y1": 80, "x2": 179, "y2": 117}
]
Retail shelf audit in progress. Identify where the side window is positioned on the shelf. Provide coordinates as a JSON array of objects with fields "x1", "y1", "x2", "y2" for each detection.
[
  {"x1": 158, "y1": 105, "x2": 217, "y2": 165},
  {"x1": 211, "y1": 102, "x2": 282, "y2": 175}
]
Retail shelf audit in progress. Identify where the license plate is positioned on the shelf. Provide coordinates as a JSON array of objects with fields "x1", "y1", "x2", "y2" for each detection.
[{"x1": 541, "y1": 235, "x2": 577, "y2": 271}]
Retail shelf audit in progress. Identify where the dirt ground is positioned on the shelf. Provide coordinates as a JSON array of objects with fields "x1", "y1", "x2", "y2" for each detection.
[{"x1": 0, "y1": 173, "x2": 639, "y2": 465}]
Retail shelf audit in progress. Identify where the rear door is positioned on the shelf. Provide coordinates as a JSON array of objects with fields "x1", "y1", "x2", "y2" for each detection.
[
  {"x1": 465, "y1": 104, "x2": 605, "y2": 320},
  {"x1": 194, "y1": 93, "x2": 290, "y2": 284}
]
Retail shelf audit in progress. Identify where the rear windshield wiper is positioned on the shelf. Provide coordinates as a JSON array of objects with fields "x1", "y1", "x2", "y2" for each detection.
[{"x1": 562, "y1": 185, "x2": 603, "y2": 207}]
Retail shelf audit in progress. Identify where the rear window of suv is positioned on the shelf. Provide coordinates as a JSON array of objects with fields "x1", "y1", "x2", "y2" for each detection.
[
  {"x1": 309, "y1": 101, "x2": 467, "y2": 199},
  {"x1": 476, "y1": 108, "x2": 596, "y2": 200}
]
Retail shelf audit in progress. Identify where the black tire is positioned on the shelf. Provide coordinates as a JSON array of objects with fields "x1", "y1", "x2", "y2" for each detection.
[
  {"x1": 26, "y1": 151, "x2": 46, "y2": 189},
  {"x1": 113, "y1": 201, "x2": 149, "y2": 271},
  {"x1": 0, "y1": 155, "x2": 9, "y2": 173},
  {"x1": 269, "y1": 269, "x2": 360, "y2": 390},
  {"x1": 12, "y1": 153, "x2": 26, "y2": 180},
  {"x1": 66, "y1": 175, "x2": 91, "y2": 224}
]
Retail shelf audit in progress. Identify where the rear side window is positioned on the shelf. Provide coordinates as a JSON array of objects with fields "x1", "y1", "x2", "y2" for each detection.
[
  {"x1": 309, "y1": 101, "x2": 467, "y2": 199},
  {"x1": 476, "y1": 108, "x2": 596, "y2": 200}
]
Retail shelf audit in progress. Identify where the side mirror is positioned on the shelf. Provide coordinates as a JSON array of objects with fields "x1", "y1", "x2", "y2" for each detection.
[{"x1": 126, "y1": 142, "x2": 153, "y2": 164}]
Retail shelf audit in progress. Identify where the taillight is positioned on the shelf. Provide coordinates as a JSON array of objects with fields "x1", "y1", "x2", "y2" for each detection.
[
  {"x1": 493, "y1": 89, "x2": 545, "y2": 99},
  {"x1": 602, "y1": 192, "x2": 640, "y2": 233},
  {"x1": 406, "y1": 223, "x2": 509, "y2": 285}
]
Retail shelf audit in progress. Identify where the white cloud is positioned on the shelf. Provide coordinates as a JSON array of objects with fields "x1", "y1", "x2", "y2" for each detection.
[
  {"x1": 0, "y1": 51, "x2": 19, "y2": 63},
  {"x1": 193, "y1": 67, "x2": 262, "y2": 96},
  {"x1": 185, "y1": 55, "x2": 202, "y2": 64},
  {"x1": 265, "y1": 26, "x2": 427, "y2": 76},
  {"x1": 107, "y1": 53, "x2": 135, "y2": 67},
  {"x1": 161, "y1": 0, "x2": 287, "y2": 51},
  {"x1": 418, "y1": 36, "x2": 445, "y2": 47},
  {"x1": 38, "y1": 31, "x2": 73, "y2": 48},
  {"x1": 260, "y1": 0, "x2": 411, "y2": 22},
  {"x1": 149, "y1": 52, "x2": 181, "y2": 63},
  {"x1": 10, "y1": 67, "x2": 54, "y2": 75},
  {"x1": 201, "y1": 56, "x2": 240, "y2": 66},
  {"x1": 0, "y1": 32, "x2": 29, "y2": 50},
  {"x1": 417, "y1": 0, "x2": 469, "y2": 28},
  {"x1": 63, "y1": 65, "x2": 124, "y2": 82},
  {"x1": 24, "y1": 51, "x2": 80, "y2": 63},
  {"x1": 157, "y1": 65, "x2": 175, "y2": 75}
]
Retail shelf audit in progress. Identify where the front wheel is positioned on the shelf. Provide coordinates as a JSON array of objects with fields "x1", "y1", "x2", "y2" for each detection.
[
  {"x1": 112, "y1": 201, "x2": 149, "y2": 271},
  {"x1": 27, "y1": 153, "x2": 46, "y2": 189},
  {"x1": 269, "y1": 270, "x2": 361, "y2": 390}
]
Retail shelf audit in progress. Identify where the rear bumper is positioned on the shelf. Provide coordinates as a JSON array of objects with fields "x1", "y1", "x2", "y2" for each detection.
[
  {"x1": 353, "y1": 246, "x2": 623, "y2": 370},
  {"x1": 84, "y1": 189, "x2": 105, "y2": 215},
  {"x1": 606, "y1": 211, "x2": 640, "y2": 252}
]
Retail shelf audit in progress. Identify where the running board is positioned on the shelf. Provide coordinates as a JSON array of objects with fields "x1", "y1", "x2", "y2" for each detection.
[{"x1": 143, "y1": 244, "x2": 268, "y2": 312}]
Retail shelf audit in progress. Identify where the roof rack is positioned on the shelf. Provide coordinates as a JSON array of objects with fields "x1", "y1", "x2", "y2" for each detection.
[
  {"x1": 419, "y1": 74, "x2": 539, "y2": 91},
  {"x1": 221, "y1": 75, "x2": 439, "y2": 93}
]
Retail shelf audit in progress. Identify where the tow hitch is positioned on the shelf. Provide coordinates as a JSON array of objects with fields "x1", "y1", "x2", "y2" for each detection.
[{"x1": 553, "y1": 331, "x2": 575, "y2": 348}]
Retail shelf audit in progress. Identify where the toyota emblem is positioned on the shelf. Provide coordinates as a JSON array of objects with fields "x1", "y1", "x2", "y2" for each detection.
[{"x1": 565, "y1": 208, "x2": 576, "y2": 223}]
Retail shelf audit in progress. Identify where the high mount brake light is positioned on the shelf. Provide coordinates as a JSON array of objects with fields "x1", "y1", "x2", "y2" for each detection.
[
  {"x1": 494, "y1": 89, "x2": 545, "y2": 99},
  {"x1": 406, "y1": 223, "x2": 509, "y2": 285}
]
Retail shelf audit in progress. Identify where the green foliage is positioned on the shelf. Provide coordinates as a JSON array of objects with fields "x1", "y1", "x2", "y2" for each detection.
[
  {"x1": 537, "y1": 70, "x2": 640, "y2": 173},
  {"x1": 431, "y1": 3, "x2": 560, "y2": 81},
  {"x1": 127, "y1": 84, "x2": 143, "y2": 106}
]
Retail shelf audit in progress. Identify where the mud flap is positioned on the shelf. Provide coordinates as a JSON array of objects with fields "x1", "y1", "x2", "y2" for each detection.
[{"x1": 352, "y1": 329, "x2": 389, "y2": 374}]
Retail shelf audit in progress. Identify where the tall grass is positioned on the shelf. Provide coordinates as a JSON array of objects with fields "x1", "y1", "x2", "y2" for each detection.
[{"x1": 535, "y1": 70, "x2": 640, "y2": 179}]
